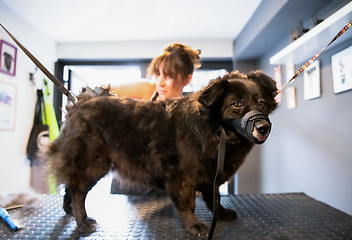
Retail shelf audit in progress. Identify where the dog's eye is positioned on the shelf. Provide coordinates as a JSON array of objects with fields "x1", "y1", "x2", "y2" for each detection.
[
  {"x1": 232, "y1": 102, "x2": 243, "y2": 109},
  {"x1": 258, "y1": 99, "x2": 265, "y2": 107}
]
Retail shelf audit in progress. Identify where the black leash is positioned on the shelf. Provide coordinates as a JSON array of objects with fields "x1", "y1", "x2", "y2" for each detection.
[
  {"x1": 0, "y1": 23, "x2": 76, "y2": 105},
  {"x1": 208, "y1": 127, "x2": 226, "y2": 240}
]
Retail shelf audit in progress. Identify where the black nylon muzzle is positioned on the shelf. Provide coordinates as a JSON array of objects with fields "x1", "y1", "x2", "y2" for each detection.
[{"x1": 226, "y1": 110, "x2": 271, "y2": 144}]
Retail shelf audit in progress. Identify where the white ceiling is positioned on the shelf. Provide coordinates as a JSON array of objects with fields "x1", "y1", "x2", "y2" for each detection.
[{"x1": 1, "y1": 0, "x2": 262, "y2": 42}]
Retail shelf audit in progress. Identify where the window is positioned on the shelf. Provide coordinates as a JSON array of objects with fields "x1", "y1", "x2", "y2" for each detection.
[
  {"x1": 183, "y1": 69, "x2": 228, "y2": 93},
  {"x1": 54, "y1": 58, "x2": 232, "y2": 123}
]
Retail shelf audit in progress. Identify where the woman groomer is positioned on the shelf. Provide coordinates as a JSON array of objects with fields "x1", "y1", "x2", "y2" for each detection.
[
  {"x1": 110, "y1": 43, "x2": 201, "y2": 194},
  {"x1": 112, "y1": 43, "x2": 201, "y2": 101}
]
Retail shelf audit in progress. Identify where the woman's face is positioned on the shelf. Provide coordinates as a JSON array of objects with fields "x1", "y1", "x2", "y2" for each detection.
[{"x1": 154, "y1": 69, "x2": 187, "y2": 100}]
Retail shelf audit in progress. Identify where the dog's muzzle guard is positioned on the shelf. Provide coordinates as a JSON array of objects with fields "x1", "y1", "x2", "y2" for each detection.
[{"x1": 226, "y1": 110, "x2": 271, "y2": 144}]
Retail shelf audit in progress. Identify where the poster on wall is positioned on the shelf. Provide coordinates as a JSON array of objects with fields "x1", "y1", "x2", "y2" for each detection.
[
  {"x1": 331, "y1": 45, "x2": 352, "y2": 94},
  {"x1": 0, "y1": 82, "x2": 16, "y2": 130},
  {"x1": 0, "y1": 40, "x2": 17, "y2": 76},
  {"x1": 286, "y1": 63, "x2": 295, "y2": 83},
  {"x1": 273, "y1": 65, "x2": 282, "y2": 102},
  {"x1": 304, "y1": 61, "x2": 321, "y2": 100},
  {"x1": 286, "y1": 87, "x2": 296, "y2": 109}
]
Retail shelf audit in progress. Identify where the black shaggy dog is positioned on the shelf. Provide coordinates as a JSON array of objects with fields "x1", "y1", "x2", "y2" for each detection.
[{"x1": 46, "y1": 70, "x2": 278, "y2": 236}]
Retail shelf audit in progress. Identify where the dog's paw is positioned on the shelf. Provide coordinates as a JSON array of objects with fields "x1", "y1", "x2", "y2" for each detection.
[
  {"x1": 77, "y1": 217, "x2": 97, "y2": 232},
  {"x1": 187, "y1": 223, "x2": 209, "y2": 236},
  {"x1": 219, "y1": 208, "x2": 237, "y2": 221}
]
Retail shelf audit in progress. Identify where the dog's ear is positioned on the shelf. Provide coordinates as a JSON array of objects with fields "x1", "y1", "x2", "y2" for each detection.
[
  {"x1": 198, "y1": 77, "x2": 228, "y2": 107},
  {"x1": 248, "y1": 70, "x2": 277, "y2": 97},
  {"x1": 248, "y1": 70, "x2": 278, "y2": 112}
]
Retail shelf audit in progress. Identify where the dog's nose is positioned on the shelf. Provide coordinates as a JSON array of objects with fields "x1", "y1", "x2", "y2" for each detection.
[{"x1": 256, "y1": 123, "x2": 270, "y2": 135}]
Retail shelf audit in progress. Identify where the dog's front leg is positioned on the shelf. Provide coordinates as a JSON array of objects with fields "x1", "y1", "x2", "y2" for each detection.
[
  {"x1": 166, "y1": 180, "x2": 209, "y2": 236},
  {"x1": 199, "y1": 185, "x2": 237, "y2": 221}
]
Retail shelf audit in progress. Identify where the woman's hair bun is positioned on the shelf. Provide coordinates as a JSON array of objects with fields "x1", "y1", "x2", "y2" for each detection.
[
  {"x1": 164, "y1": 43, "x2": 201, "y2": 69},
  {"x1": 147, "y1": 43, "x2": 201, "y2": 79}
]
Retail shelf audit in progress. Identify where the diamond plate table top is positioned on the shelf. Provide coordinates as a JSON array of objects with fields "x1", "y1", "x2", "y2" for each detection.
[{"x1": 1, "y1": 193, "x2": 351, "y2": 239}]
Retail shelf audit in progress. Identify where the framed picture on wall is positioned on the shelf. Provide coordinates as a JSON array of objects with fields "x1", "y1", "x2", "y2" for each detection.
[
  {"x1": 286, "y1": 87, "x2": 296, "y2": 109},
  {"x1": 304, "y1": 60, "x2": 321, "y2": 100},
  {"x1": 273, "y1": 65, "x2": 282, "y2": 102},
  {"x1": 331, "y1": 45, "x2": 352, "y2": 94},
  {"x1": 0, "y1": 40, "x2": 17, "y2": 76},
  {"x1": 0, "y1": 81, "x2": 17, "y2": 130}
]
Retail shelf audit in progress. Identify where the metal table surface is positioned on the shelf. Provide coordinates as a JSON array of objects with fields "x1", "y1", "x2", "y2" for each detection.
[{"x1": 1, "y1": 192, "x2": 351, "y2": 239}]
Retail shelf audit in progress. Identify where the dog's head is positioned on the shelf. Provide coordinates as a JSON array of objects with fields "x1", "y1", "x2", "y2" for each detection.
[{"x1": 198, "y1": 70, "x2": 278, "y2": 144}]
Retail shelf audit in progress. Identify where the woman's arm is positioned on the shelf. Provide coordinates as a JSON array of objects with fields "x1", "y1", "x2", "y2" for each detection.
[{"x1": 111, "y1": 82, "x2": 156, "y2": 101}]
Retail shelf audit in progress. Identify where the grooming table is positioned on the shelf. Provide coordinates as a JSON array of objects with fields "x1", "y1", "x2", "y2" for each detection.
[{"x1": 1, "y1": 193, "x2": 351, "y2": 239}]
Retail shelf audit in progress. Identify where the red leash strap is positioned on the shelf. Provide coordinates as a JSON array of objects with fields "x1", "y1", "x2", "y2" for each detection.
[{"x1": 273, "y1": 20, "x2": 352, "y2": 97}]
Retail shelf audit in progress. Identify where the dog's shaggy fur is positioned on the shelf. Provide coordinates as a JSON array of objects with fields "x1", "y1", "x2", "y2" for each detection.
[{"x1": 46, "y1": 70, "x2": 278, "y2": 236}]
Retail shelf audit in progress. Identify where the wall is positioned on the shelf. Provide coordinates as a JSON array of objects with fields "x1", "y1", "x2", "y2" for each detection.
[
  {"x1": 234, "y1": 0, "x2": 352, "y2": 215},
  {"x1": 57, "y1": 39, "x2": 233, "y2": 59},
  {"x1": 0, "y1": 2, "x2": 57, "y2": 194},
  {"x1": 260, "y1": 36, "x2": 352, "y2": 215}
]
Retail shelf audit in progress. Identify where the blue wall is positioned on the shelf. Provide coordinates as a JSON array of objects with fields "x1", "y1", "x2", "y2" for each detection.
[{"x1": 233, "y1": 0, "x2": 352, "y2": 215}]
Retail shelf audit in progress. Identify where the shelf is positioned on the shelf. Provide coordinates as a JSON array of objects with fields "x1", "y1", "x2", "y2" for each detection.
[{"x1": 270, "y1": 2, "x2": 352, "y2": 65}]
